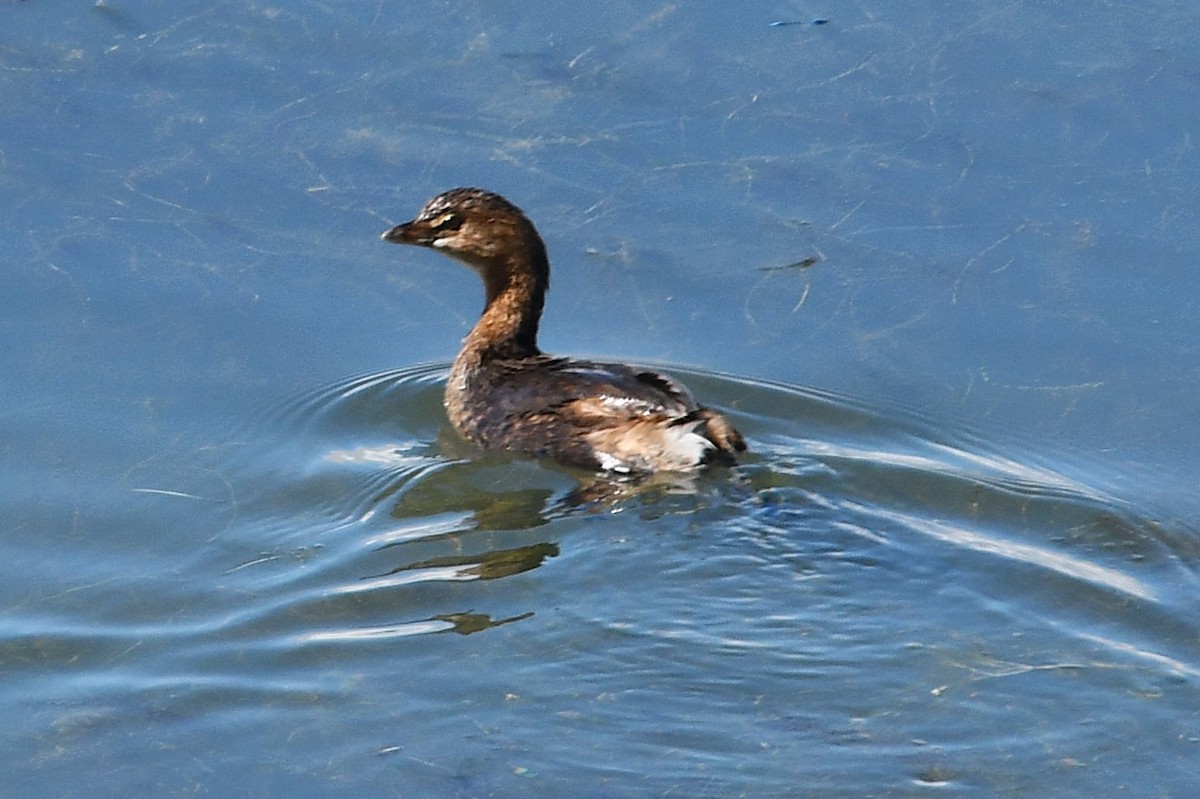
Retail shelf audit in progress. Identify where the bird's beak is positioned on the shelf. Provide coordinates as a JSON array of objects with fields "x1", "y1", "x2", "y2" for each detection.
[{"x1": 381, "y1": 220, "x2": 424, "y2": 245}]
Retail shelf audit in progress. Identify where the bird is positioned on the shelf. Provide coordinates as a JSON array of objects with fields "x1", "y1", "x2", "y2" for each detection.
[{"x1": 381, "y1": 187, "x2": 746, "y2": 474}]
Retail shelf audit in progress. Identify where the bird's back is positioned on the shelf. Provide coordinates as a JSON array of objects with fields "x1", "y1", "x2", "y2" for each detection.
[{"x1": 446, "y1": 355, "x2": 744, "y2": 473}]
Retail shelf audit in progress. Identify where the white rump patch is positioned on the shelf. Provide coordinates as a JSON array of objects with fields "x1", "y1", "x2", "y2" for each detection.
[
  {"x1": 596, "y1": 452, "x2": 633, "y2": 474},
  {"x1": 660, "y1": 422, "x2": 714, "y2": 469},
  {"x1": 588, "y1": 416, "x2": 717, "y2": 473}
]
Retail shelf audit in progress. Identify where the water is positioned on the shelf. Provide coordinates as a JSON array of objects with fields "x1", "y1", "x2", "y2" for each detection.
[{"x1": 4, "y1": 1, "x2": 1199, "y2": 796}]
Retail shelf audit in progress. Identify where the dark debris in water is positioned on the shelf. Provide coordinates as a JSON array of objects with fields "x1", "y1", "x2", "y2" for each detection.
[
  {"x1": 914, "y1": 766, "x2": 956, "y2": 786},
  {"x1": 769, "y1": 18, "x2": 830, "y2": 28},
  {"x1": 759, "y1": 255, "x2": 821, "y2": 273}
]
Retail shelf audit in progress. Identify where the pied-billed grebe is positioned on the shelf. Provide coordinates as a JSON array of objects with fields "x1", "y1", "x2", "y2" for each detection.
[{"x1": 381, "y1": 188, "x2": 746, "y2": 473}]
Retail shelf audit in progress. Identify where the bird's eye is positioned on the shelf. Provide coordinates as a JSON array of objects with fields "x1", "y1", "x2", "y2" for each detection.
[{"x1": 429, "y1": 212, "x2": 462, "y2": 232}]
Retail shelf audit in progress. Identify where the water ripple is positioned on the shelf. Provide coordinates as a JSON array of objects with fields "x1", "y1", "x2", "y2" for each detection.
[{"x1": 144, "y1": 362, "x2": 1196, "y2": 727}]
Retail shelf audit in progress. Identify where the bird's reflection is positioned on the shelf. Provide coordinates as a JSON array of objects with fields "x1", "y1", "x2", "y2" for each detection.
[
  {"x1": 373, "y1": 541, "x2": 559, "y2": 582},
  {"x1": 433, "y1": 610, "x2": 534, "y2": 635},
  {"x1": 351, "y1": 450, "x2": 733, "y2": 639}
]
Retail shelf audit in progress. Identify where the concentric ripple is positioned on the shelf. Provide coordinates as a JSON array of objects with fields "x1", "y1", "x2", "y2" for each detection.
[
  {"x1": 31, "y1": 362, "x2": 1193, "y2": 795},
  {"x1": 203, "y1": 363, "x2": 1193, "y2": 671}
]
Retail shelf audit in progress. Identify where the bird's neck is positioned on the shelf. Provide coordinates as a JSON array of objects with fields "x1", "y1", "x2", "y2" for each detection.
[{"x1": 461, "y1": 245, "x2": 549, "y2": 360}]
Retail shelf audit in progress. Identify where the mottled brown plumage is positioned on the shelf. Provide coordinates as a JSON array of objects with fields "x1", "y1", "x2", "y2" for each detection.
[{"x1": 381, "y1": 187, "x2": 746, "y2": 473}]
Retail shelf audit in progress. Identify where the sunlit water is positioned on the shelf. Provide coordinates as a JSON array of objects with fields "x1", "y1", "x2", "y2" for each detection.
[
  {"x1": 12, "y1": 365, "x2": 1193, "y2": 796},
  {"x1": 5, "y1": 0, "x2": 1200, "y2": 796}
]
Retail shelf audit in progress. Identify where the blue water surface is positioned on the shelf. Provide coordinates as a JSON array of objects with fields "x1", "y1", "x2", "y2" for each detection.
[{"x1": 3, "y1": 1, "x2": 1199, "y2": 796}]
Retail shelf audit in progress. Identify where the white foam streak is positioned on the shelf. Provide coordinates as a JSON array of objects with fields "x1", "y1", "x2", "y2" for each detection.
[
  {"x1": 879, "y1": 508, "x2": 1154, "y2": 601},
  {"x1": 298, "y1": 618, "x2": 454, "y2": 643}
]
